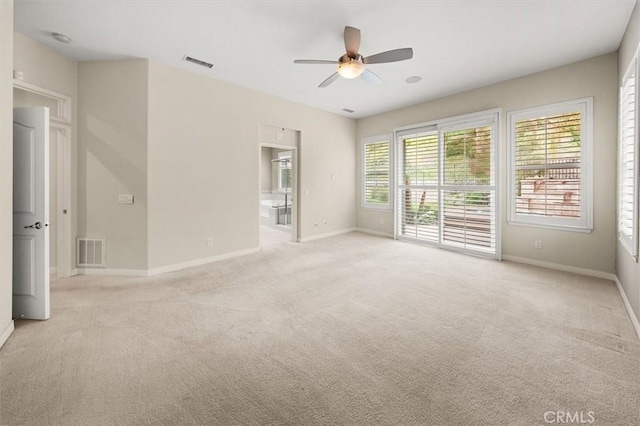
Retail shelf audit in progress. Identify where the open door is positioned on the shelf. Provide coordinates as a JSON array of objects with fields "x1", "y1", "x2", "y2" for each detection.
[{"x1": 13, "y1": 107, "x2": 50, "y2": 320}]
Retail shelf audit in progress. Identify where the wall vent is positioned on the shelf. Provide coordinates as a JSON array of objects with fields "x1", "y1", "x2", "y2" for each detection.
[
  {"x1": 77, "y1": 238, "x2": 105, "y2": 268},
  {"x1": 183, "y1": 55, "x2": 214, "y2": 69},
  {"x1": 342, "y1": 108, "x2": 355, "y2": 114}
]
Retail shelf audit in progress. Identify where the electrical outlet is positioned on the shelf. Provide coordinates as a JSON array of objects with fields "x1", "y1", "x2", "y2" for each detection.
[
  {"x1": 534, "y1": 240, "x2": 542, "y2": 249},
  {"x1": 206, "y1": 237, "x2": 213, "y2": 247}
]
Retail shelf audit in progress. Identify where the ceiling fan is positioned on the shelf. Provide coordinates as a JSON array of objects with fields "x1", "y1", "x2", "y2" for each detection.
[{"x1": 294, "y1": 26, "x2": 413, "y2": 88}]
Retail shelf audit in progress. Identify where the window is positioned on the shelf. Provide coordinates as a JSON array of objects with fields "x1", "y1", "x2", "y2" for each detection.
[
  {"x1": 396, "y1": 111, "x2": 499, "y2": 258},
  {"x1": 278, "y1": 151, "x2": 291, "y2": 191},
  {"x1": 508, "y1": 98, "x2": 593, "y2": 232},
  {"x1": 362, "y1": 136, "x2": 391, "y2": 209},
  {"x1": 618, "y1": 57, "x2": 639, "y2": 258}
]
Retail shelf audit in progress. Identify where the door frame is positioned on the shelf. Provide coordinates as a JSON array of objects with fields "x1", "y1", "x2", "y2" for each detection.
[
  {"x1": 258, "y1": 142, "x2": 300, "y2": 245},
  {"x1": 13, "y1": 80, "x2": 72, "y2": 279}
]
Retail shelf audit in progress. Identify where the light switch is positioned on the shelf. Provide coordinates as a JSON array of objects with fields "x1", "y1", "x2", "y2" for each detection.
[{"x1": 118, "y1": 194, "x2": 134, "y2": 204}]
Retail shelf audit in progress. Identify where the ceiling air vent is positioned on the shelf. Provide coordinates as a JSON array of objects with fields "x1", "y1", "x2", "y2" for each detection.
[
  {"x1": 342, "y1": 108, "x2": 355, "y2": 114},
  {"x1": 183, "y1": 55, "x2": 214, "y2": 69}
]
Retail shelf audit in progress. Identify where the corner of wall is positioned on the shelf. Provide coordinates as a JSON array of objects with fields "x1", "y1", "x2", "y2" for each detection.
[{"x1": 0, "y1": 0, "x2": 14, "y2": 348}]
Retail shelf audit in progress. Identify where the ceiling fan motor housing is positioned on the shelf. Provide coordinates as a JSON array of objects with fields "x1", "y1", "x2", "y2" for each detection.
[{"x1": 337, "y1": 54, "x2": 365, "y2": 79}]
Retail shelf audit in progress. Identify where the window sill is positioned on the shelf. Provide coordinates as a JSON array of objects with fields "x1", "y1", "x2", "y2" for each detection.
[
  {"x1": 362, "y1": 204, "x2": 392, "y2": 211},
  {"x1": 507, "y1": 219, "x2": 593, "y2": 234},
  {"x1": 618, "y1": 237, "x2": 639, "y2": 262}
]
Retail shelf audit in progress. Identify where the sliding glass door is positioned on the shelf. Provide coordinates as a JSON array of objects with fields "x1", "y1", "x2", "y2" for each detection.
[{"x1": 396, "y1": 114, "x2": 498, "y2": 257}]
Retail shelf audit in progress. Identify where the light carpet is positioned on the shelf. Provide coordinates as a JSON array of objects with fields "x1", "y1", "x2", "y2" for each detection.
[{"x1": 1, "y1": 232, "x2": 639, "y2": 425}]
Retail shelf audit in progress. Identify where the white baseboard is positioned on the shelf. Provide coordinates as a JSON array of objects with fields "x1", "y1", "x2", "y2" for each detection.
[
  {"x1": 502, "y1": 255, "x2": 615, "y2": 281},
  {"x1": 503, "y1": 255, "x2": 639, "y2": 342},
  {"x1": 147, "y1": 247, "x2": 260, "y2": 276},
  {"x1": 355, "y1": 228, "x2": 394, "y2": 238},
  {"x1": 299, "y1": 227, "x2": 356, "y2": 243},
  {"x1": 0, "y1": 320, "x2": 14, "y2": 349},
  {"x1": 614, "y1": 275, "x2": 640, "y2": 341},
  {"x1": 74, "y1": 247, "x2": 262, "y2": 277},
  {"x1": 75, "y1": 267, "x2": 148, "y2": 277}
]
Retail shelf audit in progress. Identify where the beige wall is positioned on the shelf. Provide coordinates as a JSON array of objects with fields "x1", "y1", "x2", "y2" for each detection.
[
  {"x1": 147, "y1": 61, "x2": 356, "y2": 269},
  {"x1": 78, "y1": 60, "x2": 149, "y2": 270},
  {"x1": 617, "y1": 3, "x2": 640, "y2": 324},
  {"x1": 13, "y1": 33, "x2": 78, "y2": 97},
  {"x1": 357, "y1": 53, "x2": 618, "y2": 274},
  {"x1": 13, "y1": 32, "x2": 79, "y2": 275},
  {"x1": 260, "y1": 147, "x2": 272, "y2": 193},
  {"x1": 0, "y1": 1, "x2": 14, "y2": 348}
]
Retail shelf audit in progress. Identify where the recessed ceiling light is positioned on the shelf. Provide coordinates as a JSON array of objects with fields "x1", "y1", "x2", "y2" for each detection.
[
  {"x1": 405, "y1": 76, "x2": 422, "y2": 84},
  {"x1": 52, "y1": 32, "x2": 71, "y2": 44}
]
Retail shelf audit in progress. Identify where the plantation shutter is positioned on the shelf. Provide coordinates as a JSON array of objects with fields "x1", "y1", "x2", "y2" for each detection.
[
  {"x1": 396, "y1": 115, "x2": 497, "y2": 257},
  {"x1": 441, "y1": 123, "x2": 496, "y2": 251},
  {"x1": 397, "y1": 127, "x2": 439, "y2": 242},
  {"x1": 514, "y1": 112, "x2": 582, "y2": 218},
  {"x1": 508, "y1": 98, "x2": 592, "y2": 231},
  {"x1": 619, "y1": 61, "x2": 638, "y2": 256},
  {"x1": 363, "y1": 139, "x2": 390, "y2": 207}
]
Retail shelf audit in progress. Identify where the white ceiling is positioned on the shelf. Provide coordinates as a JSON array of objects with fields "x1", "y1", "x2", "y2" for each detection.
[{"x1": 14, "y1": 0, "x2": 637, "y2": 119}]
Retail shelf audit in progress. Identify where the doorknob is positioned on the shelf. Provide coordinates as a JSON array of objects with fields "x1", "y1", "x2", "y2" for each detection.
[{"x1": 24, "y1": 222, "x2": 42, "y2": 230}]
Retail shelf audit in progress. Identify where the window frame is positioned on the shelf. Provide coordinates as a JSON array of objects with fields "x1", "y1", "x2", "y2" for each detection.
[
  {"x1": 362, "y1": 134, "x2": 392, "y2": 210},
  {"x1": 277, "y1": 151, "x2": 291, "y2": 192},
  {"x1": 507, "y1": 98, "x2": 594, "y2": 233},
  {"x1": 393, "y1": 109, "x2": 501, "y2": 260},
  {"x1": 618, "y1": 54, "x2": 640, "y2": 260}
]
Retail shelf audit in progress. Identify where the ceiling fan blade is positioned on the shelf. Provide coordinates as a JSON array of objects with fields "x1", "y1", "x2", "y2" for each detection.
[
  {"x1": 294, "y1": 59, "x2": 339, "y2": 64},
  {"x1": 360, "y1": 69, "x2": 382, "y2": 85},
  {"x1": 363, "y1": 48, "x2": 413, "y2": 64},
  {"x1": 344, "y1": 26, "x2": 361, "y2": 57},
  {"x1": 319, "y1": 72, "x2": 339, "y2": 88}
]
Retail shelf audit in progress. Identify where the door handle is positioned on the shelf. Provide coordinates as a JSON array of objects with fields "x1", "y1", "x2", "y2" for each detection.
[{"x1": 24, "y1": 222, "x2": 42, "y2": 230}]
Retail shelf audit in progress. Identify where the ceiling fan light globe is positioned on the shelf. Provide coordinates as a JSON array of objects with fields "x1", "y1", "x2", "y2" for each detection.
[{"x1": 337, "y1": 60, "x2": 365, "y2": 79}]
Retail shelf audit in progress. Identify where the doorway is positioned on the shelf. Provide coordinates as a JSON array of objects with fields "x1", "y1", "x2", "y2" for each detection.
[
  {"x1": 13, "y1": 81, "x2": 72, "y2": 279},
  {"x1": 259, "y1": 125, "x2": 300, "y2": 247},
  {"x1": 260, "y1": 146, "x2": 295, "y2": 246},
  {"x1": 395, "y1": 111, "x2": 500, "y2": 259}
]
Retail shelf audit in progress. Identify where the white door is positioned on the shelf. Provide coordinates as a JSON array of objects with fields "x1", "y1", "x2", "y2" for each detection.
[{"x1": 13, "y1": 107, "x2": 50, "y2": 320}]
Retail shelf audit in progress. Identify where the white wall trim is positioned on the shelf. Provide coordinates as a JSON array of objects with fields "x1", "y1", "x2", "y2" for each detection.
[
  {"x1": 355, "y1": 228, "x2": 394, "y2": 238},
  {"x1": 13, "y1": 79, "x2": 72, "y2": 124},
  {"x1": 74, "y1": 247, "x2": 262, "y2": 277},
  {"x1": 147, "y1": 247, "x2": 260, "y2": 276},
  {"x1": 502, "y1": 255, "x2": 615, "y2": 280},
  {"x1": 0, "y1": 321, "x2": 14, "y2": 349},
  {"x1": 503, "y1": 255, "x2": 639, "y2": 341},
  {"x1": 614, "y1": 275, "x2": 640, "y2": 341},
  {"x1": 14, "y1": 81, "x2": 73, "y2": 279},
  {"x1": 299, "y1": 228, "x2": 356, "y2": 243},
  {"x1": 75, "y1": 268, "x2": 148, "y2": 277}
]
